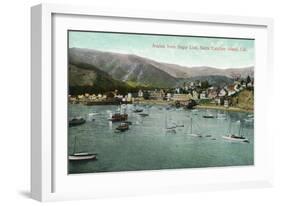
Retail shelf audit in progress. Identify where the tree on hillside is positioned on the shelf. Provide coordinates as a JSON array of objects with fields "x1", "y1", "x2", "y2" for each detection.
[
  {"x1": 201, "y1": 80, "x2": 210, "y2": 89},
  {"x1": 246, "y1": 75, "x2": 251, "y2": 84}
]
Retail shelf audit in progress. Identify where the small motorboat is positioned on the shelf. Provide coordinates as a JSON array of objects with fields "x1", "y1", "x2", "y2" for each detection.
[
  {"x1": 187, "y1": 133, "x2": 202, "y2": 137},
  {"x1": 133, "y1": 108, "x2": 143, "y2": 113},
  {"x1": 116, "y1": 122, "x2": 129, "y2": 132},
  {"x1": 222, "y1": 134, "x2": 249, "y2": 143},
  {"x1": 69, "y1": 117, "x2": 86, "y2": 127},
  {"x1": 203, "y1": 114, "x2": 214, "y2": 118},
  {"x1": 68, "y1": 152, "x2": 97, "y2": 161},
  {"x1": 138, "y1": 113, "x2": 149, "y2": 117}
]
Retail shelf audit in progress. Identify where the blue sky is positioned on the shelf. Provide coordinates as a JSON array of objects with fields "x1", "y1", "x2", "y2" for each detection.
[{"x1": 69, "y1": 31, "x2": 254, "y2": 69}]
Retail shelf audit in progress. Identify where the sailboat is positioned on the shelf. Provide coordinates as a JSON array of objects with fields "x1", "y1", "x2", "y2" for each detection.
[
  {"x1": 116, "y1": 122, "x2": 129, "y2": 132},
  {"x1": 138, "y1": 107, "x2": 149, "y2": 117},
  {"x1": 108, "y1": 103, "x2": 128, "y2": 122},
  {"x1": 68, "y1": 136, "x2": 97, "y2": 161},
  {"x1": 203, "y1": 110, "x2": 214, "y2": 119},
  {"x1": 187, "y1": 116, "x2": 202, "y2": 137},
  {"x1": 165, "y1": 112, "x2": 176, "y2": 133},
  {"x1": 69, "y1": 117, "x2": 86, "y2": 127},
  {"x1": 132, "y1": 102, "x2": 143, "y2": 113},
  {"x1": 222, "y1": 121, "x2": 249, "y2": 143}
]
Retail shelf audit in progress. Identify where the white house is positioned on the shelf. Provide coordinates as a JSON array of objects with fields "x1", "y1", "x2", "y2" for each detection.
[
  {"x1": 138, "y1": 90, "x2": 143, "y2": 97},
  {"x1": 218, "y1": 88, "x2": 227, "y2": 97},
  {"x1": 192, "y1": 90, "x2": 199, "y2": 100},
  {"x1": 127, "y1": 93, "x2": 132, "y2": 101},
  {"x1": 200, "y1": 91, "x2": 207, "y2": 99}
]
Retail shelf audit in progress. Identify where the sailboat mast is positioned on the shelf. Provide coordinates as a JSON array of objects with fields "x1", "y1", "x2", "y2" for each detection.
[
  {"x1": 239, "y1": 122, "x2": 242, "y2": 136},
  {"x1": 190, "y1": 117, "x2": 193, "y2": 134},
  {"x1": 228, "y1": 120, "x2": 232, "y2": 134},
  {"x1": 165, "y1": 112, "x2": 167, "y2": 129},
  {"x1": 73, "y1": 136, "x2": 77, "y2": 154}
]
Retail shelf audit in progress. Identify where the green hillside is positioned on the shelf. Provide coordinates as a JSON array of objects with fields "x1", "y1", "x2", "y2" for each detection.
[
  {"x1": 231, "y1": 89, "x2": 254, "y2": 111},
  {"x1": 69, "y1": 62, "x2": 134, "y2": 95}
]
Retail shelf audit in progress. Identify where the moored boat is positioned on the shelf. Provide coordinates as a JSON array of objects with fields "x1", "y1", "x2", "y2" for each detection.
[
  {"x1": 186, "y1": 116, "x2": 202, "y2": 137},
  {"x1": 108, "y1": 113, "x2": 128, "y2": 122},
  {"x1": 69, "y1": 136, "x2": 98, "y2": 161},
  {"x1": 116, "y1": 122, "x2": 129, "y2": 132},
  {"x1": 222, "y1": 120, "x2": 249, "y2": 143},
  {"x1": 138, "y1": 113, "x2": 149, "y2": 117},
  {"x1": 69, "y1": 153, "x2": 97, "y2": 161},
  {"x1": 222, "y1": 135, "x2": 249, "y2": 143},
  {"x1": 203, "y1": 114, "x2": 214, "y2": 118},
  {"x1": 133, "y1": 108, "x2": 143, "y2": 113},
  {"x1": 69, "y1": 117, "x2": 86, "y2": 127}
]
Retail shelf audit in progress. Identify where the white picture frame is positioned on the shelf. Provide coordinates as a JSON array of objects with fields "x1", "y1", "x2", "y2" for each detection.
[{"x1": 31, "y1": 3, "x2": 274, "y2": 202}]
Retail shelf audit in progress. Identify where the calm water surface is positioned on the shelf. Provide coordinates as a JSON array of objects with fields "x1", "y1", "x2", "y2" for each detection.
[{"x1": 68, "y1": 104, "x2": 254, "y2": 174}]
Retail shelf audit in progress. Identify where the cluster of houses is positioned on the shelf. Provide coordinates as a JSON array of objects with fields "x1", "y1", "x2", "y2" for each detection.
[
  {"x1": 171, "y1": 78, "x2": 254, "y2": 107},
  {"x1": 69, "y1": 90, "x2": 134, "y2": 104},
  {"x1": 69, "y1": 77, "x2": 254, "y2": 108}
]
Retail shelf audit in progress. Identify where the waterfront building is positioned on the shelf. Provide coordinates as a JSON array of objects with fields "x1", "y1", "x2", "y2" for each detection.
[
  {"x1": 127, "y1": 93, "x2": 132, "y2": 102},
  {"x1": 138, "y1": 90, "x2": 143, "y2": 97},
  {"x1": 200, "y1": 91, "x2": 207, "y2": 99},
  {"x1": 218, "y1": 88, "x2": 227, "y2": 97},
  {"x1": 172, "y1": 94, "x2": 192, "y2": 102},
  {"x1": 192, "y1": 90, "x2": 199, "y2": 100}
]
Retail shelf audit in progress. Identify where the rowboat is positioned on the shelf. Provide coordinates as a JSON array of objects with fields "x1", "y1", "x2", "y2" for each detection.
[{"x1": 69, "y1": 153, "x2": 97, "y2": 161}]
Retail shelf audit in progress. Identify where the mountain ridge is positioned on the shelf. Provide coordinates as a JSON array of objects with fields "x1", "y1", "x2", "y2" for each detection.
[
  {"x1": 69, "y1": 47, "x2": 254, "y2": 79},
  {"x1": 69, "y1": 47, "x2": 254, "y2": 90}
]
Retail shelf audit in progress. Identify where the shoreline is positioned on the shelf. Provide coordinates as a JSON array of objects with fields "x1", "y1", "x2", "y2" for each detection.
[
  {"x1": 194, "y1": 105, "x2": 253, "y2": 113},
  {"x1": 137, "y1": 100, "x2": 253, "y2": 113},
  {"x1": 70, "y1": 100, "x2": 253, "y2": 113}
]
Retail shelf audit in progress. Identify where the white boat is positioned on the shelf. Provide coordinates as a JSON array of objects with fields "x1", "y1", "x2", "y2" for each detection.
[
  {"x1": 203, "y1": 114, "x2": 214, "y2": 118},
  {"x1": 244, "y1": 118, "x2": 254, "y2": 122},
  {"x1": 69, "y1": 136, "x2": 97, "y2": 161},
  {"x1": 186, "y1": 117, "x2": 202, "y2": 137},
  {"x1": 222, "y1": 135, "x2": 249, "y2": 143},
  {"x1": 69, "y1": 153, "x2": 97, "y2": 161},
  {"x1": 222, "y1": 121, "x2": 249, "y2": 143},
  {"x1": 165, "y1": 113, "x2": 177, "y2": 133}
]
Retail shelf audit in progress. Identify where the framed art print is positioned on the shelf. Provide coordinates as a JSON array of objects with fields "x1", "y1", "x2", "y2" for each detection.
[
  {"x1": 67, "y1": 31, "x2": 254, "y2": 174},
  {"x1": 31, "y1": 3, "x2": 274, "y2": 201}
]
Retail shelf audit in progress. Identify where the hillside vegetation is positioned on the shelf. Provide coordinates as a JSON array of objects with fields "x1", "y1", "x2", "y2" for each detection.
[{"x1": 231, "y1": 89, "x2": 254, "y2": 111}]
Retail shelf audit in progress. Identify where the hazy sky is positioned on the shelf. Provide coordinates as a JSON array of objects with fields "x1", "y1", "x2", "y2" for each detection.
[{"x1": 69, "y1": 31, "x2": 254, "y2": 69}]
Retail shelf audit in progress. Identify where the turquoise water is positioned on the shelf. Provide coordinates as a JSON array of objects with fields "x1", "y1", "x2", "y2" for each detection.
[{"x1": 68, "y1": 104, "x2": 254, "y2": 174}]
